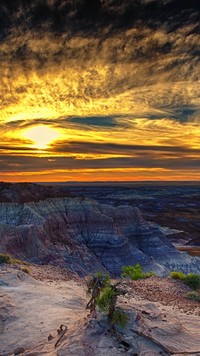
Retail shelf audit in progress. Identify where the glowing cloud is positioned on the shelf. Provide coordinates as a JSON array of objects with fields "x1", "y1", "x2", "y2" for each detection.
[
  {"x1": 0, "y1": 0, "x2": 200, "y2": 181},
  {"x1": 22, "y1": 125, "x2": 61, "y2": 149}
]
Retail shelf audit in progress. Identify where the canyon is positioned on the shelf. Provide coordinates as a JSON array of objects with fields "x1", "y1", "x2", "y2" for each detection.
[{"x1": 0, "y1": 182, "x2": 200, "y2": 276}]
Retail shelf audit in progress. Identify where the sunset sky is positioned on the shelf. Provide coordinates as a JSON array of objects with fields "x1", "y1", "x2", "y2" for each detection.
[{"x1": 1, "y1": 0, "x2": 200, "y2": 182}]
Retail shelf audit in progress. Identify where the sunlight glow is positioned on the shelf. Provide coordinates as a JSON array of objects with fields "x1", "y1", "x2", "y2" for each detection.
[{"x1": 23, "y1": 125, "x2": 61, "y2": 149}]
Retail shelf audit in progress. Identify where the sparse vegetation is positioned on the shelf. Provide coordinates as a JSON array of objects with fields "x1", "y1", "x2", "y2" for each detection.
[
  {"x1": 86, "y1": 272, "x2": 110, "y2": 297},
  {"x1": 122, "y1": 263, "x2": 155, "y2": 280},
  {"x1": 111, "y1": 308, "x2": 128, "y2": 327},
  {"x1": 11, "y1": 258, "x2": 30, "y2": 266},
  {"x1": 0, "y1": 253, "x2": 11, "y2": 264},
  {"x1": 170, "y1": 271, "x2": 200, "y2": 290},
  {"x1": 170, "y1": 271, "x2": 185, "y2": 280},
  {"x1": 144, "y1": 271, "x2": 156, "y2": 278},
  {"x1": 0, "y1": 254, "x2": 30, "y2": 266},
  {"x1": 183, "y1": 274, "x2": 200, "y2": 291},
  {"x1": 86, "y1": 272, "x2": 127, "y2": 329},
  {"x1": 186, "y1": 291, "x2": 200, "y2": 302},
  {"x1": 95, "y1": 285, "x2": 116, "y2": 312}
]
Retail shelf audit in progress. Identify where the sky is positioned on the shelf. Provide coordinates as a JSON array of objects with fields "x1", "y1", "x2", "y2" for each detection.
[{"x1": 0, "y1": 0, "x2": 200, "y2": 182}]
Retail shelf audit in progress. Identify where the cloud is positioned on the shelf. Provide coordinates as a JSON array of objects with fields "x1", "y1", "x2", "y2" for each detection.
[
  {"x1": 1, "y1": 153, "x2": 200, "y2": 175},
  {"x1": 51, "y1": 141, "x2": 200, "y2": 156},
  {"x1": 67, "y1": 116, "x2": 121, "y2": 127},
  {"x1": 1, "y1": 5, "x2": 200, "y2": 121},
  {"x1": 0, "y1": 1, "x2": 200, "y2": 181}
]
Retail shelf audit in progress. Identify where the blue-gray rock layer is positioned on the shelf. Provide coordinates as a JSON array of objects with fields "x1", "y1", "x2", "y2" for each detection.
[{"x1": 0, "y1": 195, "x2": 199, "y2": 276}]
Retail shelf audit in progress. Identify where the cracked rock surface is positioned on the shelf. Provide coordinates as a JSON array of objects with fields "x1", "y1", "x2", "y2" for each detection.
[{"x1": 0, "y1": 265, "x2": 200, "y2": 356}]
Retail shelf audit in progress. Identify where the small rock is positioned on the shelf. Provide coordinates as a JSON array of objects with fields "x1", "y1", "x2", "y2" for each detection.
[
  {"x1": 123, "y1": 336, "x2": 134, "y2": 342},
  {"x1": 48, "y1": 333, "x2": 54, "y2": 341},
  {"x1": 14, "y1": 347, "x2": 25, "y2": 355}
]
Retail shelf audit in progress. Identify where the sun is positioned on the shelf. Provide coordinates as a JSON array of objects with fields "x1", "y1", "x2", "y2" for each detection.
[{"x1": 23, "y1": 125, "x2": 61, "y2": 149}]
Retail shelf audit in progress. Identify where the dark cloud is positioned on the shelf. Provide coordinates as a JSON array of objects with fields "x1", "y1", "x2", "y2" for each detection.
[
  {"x1": 1, "y1": 0, "x2": 200, "y2": 38},
  {"x1": 146, "y1": 105, "x2": 200, "y2": 122},
  {"x1": 67, "y1": 115, "x2": 121, "y2": 127},
  {"x1": 1, "y1": 1, "x2": 200, "y2": 118},
  {"x1": 0, "y1": 153, "x2": 200, "y2": 173},
  {"x1": 1, "y1": 115, "x2": 128, "y2": 132},
  {"x1": 52, "y1": 141, "x2": 200, "y2": 155},
  {"x1": 0, "y1": 146, "x2": 34, "y2": 151},
  {"x1": 170, "y1": 106, "x2": 200, "y2": 122}
]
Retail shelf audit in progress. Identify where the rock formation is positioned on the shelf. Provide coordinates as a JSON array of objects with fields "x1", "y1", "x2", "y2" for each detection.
[
  {"x1": 1, "y1": 265, "x2": 200, "y2": 356},
  {"x1": 0, "y1": 183, "x2": 199, "y2": 276}
]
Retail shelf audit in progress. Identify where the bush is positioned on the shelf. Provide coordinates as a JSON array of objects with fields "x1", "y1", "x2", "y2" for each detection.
[
  {"x1": 170, "y1": 271, "x2": 185, "y2": 280},
  {"x1": 96, "y1": 286, "x2": 115, "y2": 312},
  {"x1": 111, "y1": 308, "x2": 128, "y2": 327},
  {"x1": 86, "y1": 272, "x2": 110, "y2": 296},
  {"x1": 122, "y1": 263, "x2": 155, "y2": 280},
  {"x1": 186, "y1": 291, "x2": 200, "y2": 302},
  {"x1": 0, "y1": 254, "x2": 11, "y2": 264},
  {"x1": 86, "y1": 272, "x2": 127, "y2": 329},
  {"x1": 183, "y1": 274, "x2": 200, "y2": 290},
  {"x1": 170, "y1": 271, "x2": 200, "y2": 291},
  {"x1": 122, "y1": 263, "x2": 144, "y2": 280}
]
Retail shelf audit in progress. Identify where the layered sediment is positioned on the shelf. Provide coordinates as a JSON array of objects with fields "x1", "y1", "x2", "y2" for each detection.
[{"x1": 0, "y1": 183, "x2": 199, "y2": 276}]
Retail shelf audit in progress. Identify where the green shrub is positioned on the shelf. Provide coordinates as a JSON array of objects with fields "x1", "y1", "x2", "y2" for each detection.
[
  {"x1": 183, "y1": 274, "x2": 200, "y2": 290},
  {"x1": 86, "y1": 272, "x2": 127, "y2": 329},
  {"x1": 122, "y1": 263, "x2": 155, "y2": 280},
  {"x1": 170, "y1": 271, "x2": 185, "y2": 280},
  {"x1": 111, "y1": 308, "x2": 128, "y2": 327},
  {"x1": 95, "y1": 286, "x2": 117, "y2": 312},
  {"x1": 186, "y1": 291, "x2": 200, "y2": 302},
  {"x1": 122, "y1": 263, "x2": 143, "y2": 280},
  {"x1": 0, "y1": 254, "x2": 11, "y2": 264},
  {"x1": 86, "y1": 272, "x2": 110, "y2": 296},
  {"x1": 95, "y1": 285, "x2": 127, "y2": 327},
  {"x1": 170, "y1": 271, "x2": 200, "y2": 291}
]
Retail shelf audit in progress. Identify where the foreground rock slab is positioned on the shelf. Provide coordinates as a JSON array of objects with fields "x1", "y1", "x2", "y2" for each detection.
[
  {"x1": 0, "y1": 266, "x2": 87, "y2": 355},
  {"x1": 0, "y1": 266, "x2": 200, "y2": 355}
]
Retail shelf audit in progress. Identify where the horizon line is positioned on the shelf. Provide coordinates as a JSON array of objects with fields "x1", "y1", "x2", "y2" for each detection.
[{"x1": 2, "y1": 180, "x2": 200, "y2": 185}]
